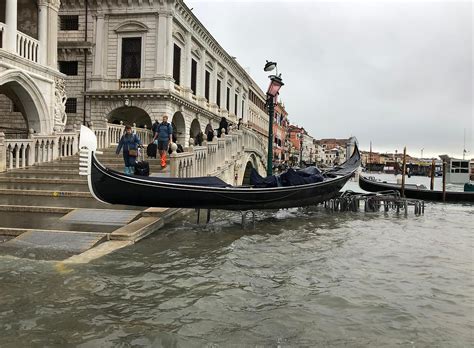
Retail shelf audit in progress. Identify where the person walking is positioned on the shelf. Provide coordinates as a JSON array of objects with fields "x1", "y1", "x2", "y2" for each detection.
[
  {"x1": 116, "y1": 125, "x2": 141, "y2": 175},
  {"x1": 153, "y1": 115, "x2": 173, "y2": 168}
]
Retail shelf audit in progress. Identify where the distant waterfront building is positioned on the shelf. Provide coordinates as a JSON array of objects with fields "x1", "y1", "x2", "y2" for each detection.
[
  {"x1": 57, "y1": 0, "x2": 269, "y2": 145},
  {"x1": 272, "y1": 101, "x2": 289, "y2": 164}
]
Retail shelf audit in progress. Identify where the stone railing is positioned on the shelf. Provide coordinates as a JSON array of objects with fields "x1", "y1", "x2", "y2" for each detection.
[
  {"x1": 16, "y1": 30, "x2": 39, "y2": 63},
  {"x1": 4, "y1": 130, "x2": 80, "y2": 170},
  {"x1": 120, "y1": 79, "x2": 141, "y2": 89},
  {"x1": 0, "y1": 122, "x2": 153, "y2": 172},
  {"x1": 170, "y1": 126, "x2": 267, "y2": 180},
  {"x1": 91, "y1": 122, "x2": 153, "y2": 149}
]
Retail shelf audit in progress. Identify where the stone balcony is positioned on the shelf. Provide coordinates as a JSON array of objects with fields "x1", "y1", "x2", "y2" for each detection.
[{"x1": 0, "y1": 22, "x2": 39, "y2": 64}]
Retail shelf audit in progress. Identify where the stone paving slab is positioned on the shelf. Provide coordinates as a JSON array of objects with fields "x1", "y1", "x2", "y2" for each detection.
[
  {"x1": 61, "y1": 209, "x2": 141, "y2": 226},
  {"x1": 0, "y1": 230, "x2": 108, "y2": 259}
]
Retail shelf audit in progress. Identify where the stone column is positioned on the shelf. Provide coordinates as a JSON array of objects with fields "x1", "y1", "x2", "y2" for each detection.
[
  {"x1": 4, "y1": 0, "x2": 18, "y2": 53},
  {"x1": 38, "y1": 0, "x2": 59, "y2": 68},
  {"x1": 46, "y1": 0, "x2": 60, "y2": 68},
  {"x1": 209, "y1": 60, "x2": 217, "y2": 104},
  {"x1": 197, "y1": 48, "x2": 206, "y2": 99},
  {"x1": 38, "y1": 1, "x2": 48, "y2": 65},
  {"x1": 183, "y1": 32, "x2": 191, "y2": 87},
  {"x1": 154, "y1": 12, "x2": 173, "y2": 89},
  {"x1": 0, "y1": 132, "x2": 5, "y2": 173},
  {"x1": 92, "y1": 15, "x2": 105, "y2": 77}
]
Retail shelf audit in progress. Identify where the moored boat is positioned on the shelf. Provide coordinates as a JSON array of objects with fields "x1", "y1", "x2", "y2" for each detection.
[
  {"x1": 359, "y1": 175, "x2": 474, "y2": 203},
  {"x1": 79, "y1": 126, "x2": 361, "y2": 210}
]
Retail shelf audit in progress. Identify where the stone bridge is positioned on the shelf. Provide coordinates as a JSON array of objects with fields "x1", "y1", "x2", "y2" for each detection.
[{"x1": 0, "y1": 122, "x2": 268, "y2": 185}]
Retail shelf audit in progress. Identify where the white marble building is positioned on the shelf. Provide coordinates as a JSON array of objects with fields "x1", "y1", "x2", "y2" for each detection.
[
  {"x1": 58, "y1": 0, "x2": 269, "y2": 147},
  {"x1": 0, "y1": 0, "x2": 67, "y2": 137}
]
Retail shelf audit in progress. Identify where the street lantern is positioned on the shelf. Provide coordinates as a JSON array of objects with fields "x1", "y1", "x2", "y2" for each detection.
[{"x1": 264, "y1": 61, "x2": 284, "y2": 176}]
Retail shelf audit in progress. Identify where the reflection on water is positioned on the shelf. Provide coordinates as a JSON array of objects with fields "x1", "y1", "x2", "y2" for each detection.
[{"x1": 0, "y1": 197, "x2": 473, "y2": 346}]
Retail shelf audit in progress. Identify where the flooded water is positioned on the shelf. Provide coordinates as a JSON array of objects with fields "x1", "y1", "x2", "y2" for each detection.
[{"x1": 0, "y1": 179, "x2": 473, "y2": 347}]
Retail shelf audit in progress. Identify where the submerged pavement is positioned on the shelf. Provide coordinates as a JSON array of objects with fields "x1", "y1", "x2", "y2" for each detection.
[{"x1": 0, "y1": 147, "x2": 183, "y2": 262}]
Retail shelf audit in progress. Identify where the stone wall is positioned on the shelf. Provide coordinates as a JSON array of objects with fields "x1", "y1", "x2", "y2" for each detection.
[{"x1": 0, "y1": 95, "x2": 28, "y2": 138}]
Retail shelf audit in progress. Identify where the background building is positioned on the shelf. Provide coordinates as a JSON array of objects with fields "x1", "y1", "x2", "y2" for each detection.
[{"x1": 57, "y1": 0, "x2": 270, "y2": 147}]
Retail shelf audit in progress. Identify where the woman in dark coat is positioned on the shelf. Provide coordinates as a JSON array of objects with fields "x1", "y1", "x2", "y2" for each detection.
[{"x1": 116, "y1": 125, "x2": 141, "y2": 174}]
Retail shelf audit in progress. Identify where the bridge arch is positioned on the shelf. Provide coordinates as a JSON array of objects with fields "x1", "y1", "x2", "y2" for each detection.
[
  {"x1": 171, "y1": 111, "x2": 186, "y2": 145},
  {"x1": 241, "y1": 153, "x2": 259, "y2": 185},
  {"x1": 189, "y1": 118, "x2": 202, "y2": 143},
  {"x1": 0, "y1": 69, "x2": 50, "y2": 135}
]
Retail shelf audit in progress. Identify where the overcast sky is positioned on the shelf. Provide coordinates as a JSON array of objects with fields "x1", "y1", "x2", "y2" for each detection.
[{"x1": 188, "y1": 0, "x2": 472, "y2": 158}]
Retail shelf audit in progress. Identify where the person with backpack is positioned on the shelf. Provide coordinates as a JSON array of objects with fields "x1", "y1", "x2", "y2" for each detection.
[
  {"x1": 116, "y1": 125, "x2": 141, "y2": 175},
  {"x1": 152, "y1": 115, "x2": 173, "y2": 168}
]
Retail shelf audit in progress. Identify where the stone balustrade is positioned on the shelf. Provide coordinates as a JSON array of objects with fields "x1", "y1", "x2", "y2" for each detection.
[
  {"x1": 169, "y1": 125, "x2": 268, "y2": 182},
  {"x1": 4, "y1": 131, "x2": 79, "y2": 170},
  {"x1": 0, "y1": 122, "x2": 154, "y2": 171},
  {"x1": 16, "y1": 30, "x2": 39, "y2": 63},
  {"x1": 91, "y1": 122, "x2": 153, "y2": 149},
  {"x1": 120, "y1": 79, "x2": 141, "y2": 89}
]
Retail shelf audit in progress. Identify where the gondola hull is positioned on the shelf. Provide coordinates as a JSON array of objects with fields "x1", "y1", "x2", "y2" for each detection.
[
  {"x1": 90, "y1": 155, "x2": 354, "y2": 210},
  {"x1": 359, "y1": 175, "x2": 474, "y2": 203},
  {"x1": 79, "y1": 125, "x2": 360, "y2": 210}
]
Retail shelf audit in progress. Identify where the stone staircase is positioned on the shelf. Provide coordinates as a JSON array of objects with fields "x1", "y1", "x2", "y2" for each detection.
[{"x1": 0, "y1": 146, "x2": 180, "y2": 262}]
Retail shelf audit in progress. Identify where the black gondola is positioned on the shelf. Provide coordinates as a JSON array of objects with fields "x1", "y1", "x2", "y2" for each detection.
[
  {"x1": 79, "y1": 126, "x2": 361, "y2": 210},
  {"x1": 359, "y1": 175, "x2": 474, "y2": 203}
]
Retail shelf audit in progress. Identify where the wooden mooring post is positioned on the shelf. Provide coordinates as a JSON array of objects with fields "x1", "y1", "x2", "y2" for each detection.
[
  {"x1": 401, "y1": 147, "x2": 407, "y2": 198},
  {"x1": 442, "y1": 161, "x2": 447, "y2": 202},
  {"x1": 430, "y1": 159, "x2": 435, "y2": 190}
]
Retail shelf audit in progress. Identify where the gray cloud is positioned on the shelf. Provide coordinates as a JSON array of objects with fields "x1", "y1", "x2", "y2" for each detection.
[{"x1": 189, "y1": 0, "x2": 472, "y2": 158}]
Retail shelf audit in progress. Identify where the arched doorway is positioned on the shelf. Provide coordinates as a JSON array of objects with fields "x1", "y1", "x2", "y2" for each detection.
[
  {"x1": 0, "y1": 70, "x2": 50, "y2": 136},
  {"x1": 189, "y1": 118, "x2": 201, "y2": 143},
  {"x1": 108, "y1": 106, "x2": 152, "y2": 128},
  {"x1": 242, "y1": 154, "x2": 258, "y2": 185},
  {"x1": 171, "y1": 111, "x2": 185, "y2": 145}
]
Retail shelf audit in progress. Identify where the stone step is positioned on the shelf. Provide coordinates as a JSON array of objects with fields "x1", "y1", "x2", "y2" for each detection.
[
  {"x1": 36, "y1": 162, "x2": 166, "y2": 170},
  {"x1": 0, "y1": 182, "x2": 88, "y2": 192},
  {"x1": 4, "y1": 168, "x2": 81, "y2": 175},
  {"x1": 0, "y1": 211, "x2": 119, "y2": 233},
  {"x1": 0, "y1": 177, "x2": 86, "y2": 184},
  {"x1": 0, "y1": 230, "x2": 109, "y2": 260},
  {"x1": 0, "y1": 195, "x2": 142, "y2": 210},
  {"x1": 0, "y1": 188, "x2": 90, "y2": 197},
  {"x1": 0, "y1": 172, "x2": 84, "y2": 179},
  {"x1": 60, "y1": 208, "x2": 141, "y2": 226}
]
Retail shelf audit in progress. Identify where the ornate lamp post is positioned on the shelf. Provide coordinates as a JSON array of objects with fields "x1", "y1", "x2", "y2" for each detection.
[
  {"x1": 298, "y1": 132, "x2": 303, "y2": 167},
  {"x1": 264, "y1": 61, "x2": 284, "y2": 176}
]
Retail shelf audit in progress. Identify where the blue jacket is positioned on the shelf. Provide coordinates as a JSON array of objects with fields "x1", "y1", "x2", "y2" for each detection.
[
  {"x1": 156, "y1": 122, "x2": 173, "y2": 141},
  {"x1": 116, "y1": 133, "x2": 141, "y2": 154}
]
